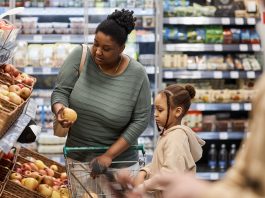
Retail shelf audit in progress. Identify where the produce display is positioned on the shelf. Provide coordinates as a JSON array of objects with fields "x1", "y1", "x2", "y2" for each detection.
[{"x1": 0, "y1": 146, "x2": 70, "y2": 198}]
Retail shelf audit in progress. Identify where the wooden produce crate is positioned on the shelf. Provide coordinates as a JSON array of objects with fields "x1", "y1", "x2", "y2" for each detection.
[
  {"x1": 18, "y1": 147, "x2": 66, "y2": 173},
  {"x1": 0, "y1": 98, "x2": 18, "y2": 138},
  {"x1": 4, "y1": 180, "x2": 44, "y2": 198},
  {"x1": 1, "y1": 190, "x2": 20, "y2": 198}
]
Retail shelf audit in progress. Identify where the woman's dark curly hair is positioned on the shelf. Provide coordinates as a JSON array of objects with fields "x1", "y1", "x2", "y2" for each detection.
[{"x1": 96, "y1": 9, "x2": 136, "y2": 46}]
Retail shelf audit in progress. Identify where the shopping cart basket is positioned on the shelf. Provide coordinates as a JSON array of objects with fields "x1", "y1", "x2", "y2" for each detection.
[{"x1": 63, "y1": 145, "x2": 146, "y2": 198}]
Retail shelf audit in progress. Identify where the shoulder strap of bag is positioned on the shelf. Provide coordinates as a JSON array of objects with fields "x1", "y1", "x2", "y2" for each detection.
[{"x1": 79, "y1": 44, "x2": 88, "y2": 74}]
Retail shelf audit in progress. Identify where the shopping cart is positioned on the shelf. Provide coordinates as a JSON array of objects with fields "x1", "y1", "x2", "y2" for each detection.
[{"x1": 63, "y1": 145, "x2": 146, "y2": 198}]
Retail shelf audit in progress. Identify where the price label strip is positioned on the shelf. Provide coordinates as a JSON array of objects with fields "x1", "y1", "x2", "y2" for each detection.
[
  {"x1": 230, "y1": 71, "x2": 239, "y2": 79},
  {"x1": 210, "y1": 173, "x2": 219, "y2": 180},
  {"x1": 33, "y1": 35, "x2": 43, "y2": 42},
  {"x1": 221, "y1": 18, "x2": 230, "y2": 25},
  {"x1": 219, "y1": 132, "x2": 228, "y2": 140},
  {"x1": 239, "y1": 44, "x2": 249, "y2": 51},
  {"x1": 42, "y1": 67, "x2": 52, "y2": 74},
  {"x1": 244, "y1": 103, "x2": 252, "y2": 111},
  {"x1": 196, "y1": 104, "x2": 206, "y2": 111},
  {"x1": 213, "y1": 71, "x2": 223, "y2": 79},
  {"x1": 214, "y1": 44, "x2": 223, "y2": 51},
  {"x1": 24, "y1": 67, "x2": 34, "y2": 74},
  {"x1": 235, "y1": 18, "x2": 244, "y2": 25},
  {"x1": 164, "y1": 71, "x2": 173, "y2": 79},
  {"x1": 247, "y1": 71, "x2": 255, "y2": 79},
  {"x1": 231, "y1": 103, "x2": 240, "y2": 111}
]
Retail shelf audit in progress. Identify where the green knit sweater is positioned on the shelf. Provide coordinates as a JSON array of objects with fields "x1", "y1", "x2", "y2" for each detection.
[{"x1": 51, "y1": 45, "x2": 151, "y2": 164}]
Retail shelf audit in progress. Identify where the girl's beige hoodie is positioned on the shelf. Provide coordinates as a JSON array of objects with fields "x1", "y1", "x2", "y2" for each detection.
[{"x1": 140, "y1": 125, "x2": 205, "y2": 198}]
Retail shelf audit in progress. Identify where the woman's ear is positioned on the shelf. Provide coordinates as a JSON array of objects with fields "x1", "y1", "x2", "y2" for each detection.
[{"x1": 174, "y1": 107, "x2": 183, "y2": 118}]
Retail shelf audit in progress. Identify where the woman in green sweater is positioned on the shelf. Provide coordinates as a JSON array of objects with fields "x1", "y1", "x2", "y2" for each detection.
[{"x1": 51, "y1": 9, "x2": 151, "y2": 173}]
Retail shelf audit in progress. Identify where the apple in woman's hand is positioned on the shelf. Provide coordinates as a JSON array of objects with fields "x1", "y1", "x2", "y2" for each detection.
[{"x1": 62, "y1": 108, "x2": 77, "y2": 122}]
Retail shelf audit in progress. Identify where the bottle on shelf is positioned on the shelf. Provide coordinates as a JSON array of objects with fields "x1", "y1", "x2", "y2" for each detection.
[
  {"x1": 228, "y1": 144, "x2": 237, "y2": 167},
  {"x1": 219, "y1": 144, "x2": 228, "y2": 172},
  {"x1": 208, "y1": 144, "x2": 217, "y2": 171}
]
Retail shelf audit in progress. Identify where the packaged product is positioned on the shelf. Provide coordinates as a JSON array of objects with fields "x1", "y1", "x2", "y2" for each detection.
[
  {"x1": 224, "y1": 54, "x2": 235, "y2": 70},
  {"x1": 13, "y1": 41, "x2": 28, "y2": 67},
  {"x1": 205, "y1": 26, "x2": 223, "y2": 43},
  {"x1": 223, "y1": 29, "x2": 233, "y2": 44},
  {"x1": 196, "y1": 55, "x2": 207, "y2": 70},
  {"x1": 28, "y1": 44, "x2": 41, "y2": 66},
  {"x1": 212, "y1": 89, "x2": 230, "y2": 103},
  {"x1": 40, "y1": 44, "x2": 54, "y2": 66},
  {"x1": 231, "y1": 28, "x2": 241, "y2": 43},
  {"x1": 250, "y1": 29, "x2": 260, "y2": 44}
]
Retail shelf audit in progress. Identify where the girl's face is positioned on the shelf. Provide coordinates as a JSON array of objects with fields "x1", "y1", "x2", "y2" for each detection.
[
  {"x1": 154, "y1": 93, "x2": 182, "y2": 129},
  {"x1": 92, "y1": 31, "x2": 124, "y2": 67}
]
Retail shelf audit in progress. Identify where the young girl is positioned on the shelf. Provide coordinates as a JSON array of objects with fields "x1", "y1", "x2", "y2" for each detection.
[{"x1": 134, "y1": 84, "x2": 205, "y2": 198}]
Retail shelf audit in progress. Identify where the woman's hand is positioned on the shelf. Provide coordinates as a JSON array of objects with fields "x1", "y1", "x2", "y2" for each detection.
[
  {"x1": 90, "y1": 154, "x2": 112, "y2": 178},
  {"x1": 133, "y1": 171, "x2": 146, "y2": 186},
  {"x1": 55, "y1": 106, "x2": 74, "y2": 128}
]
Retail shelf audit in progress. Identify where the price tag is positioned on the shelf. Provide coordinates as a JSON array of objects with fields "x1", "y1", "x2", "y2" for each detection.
[
  {"x1": 213, "y1": 71, "x2": 223, "y2": 79},
  {"x1": 235, "y1": 18, "x2": 244, "y2": 25},
  {"x1": 62, "y1": 35, "x2": 71, "y2": 42},
  {"x1": 230, "y1": 71, "x2": 239, "y2": 79},
  {"x1": 145, "y1": 67, "x2": 155, "y2": 74},
  {"x1": 42, "y1": 67, "x2": 52, "y2": 74},
  {"x1": 221, "y1": 18, "x2": 230, "y2": 25},
  {"x1": 247, "y1": 71, "x2": 255, "y2": 78},
  {"x1": 24, "y1": 67, "x2": 34, "y2": 74},
  {"x1": 33, "y1": 35, "x2": 42, "y2": 42},
  {"x1": 244, "y1": 103, "x2": 252, "y2": 111},
  {"x1": 231, "y1": 103, "x2": 240, "y2": 111},
  {"x1": 219, "y1": 132, "x2": 228, "y2": 140},
  {"x1": 164, "y1": 71, "x2": 173, "y2": 79},
  {"x1": 214, "y1": 44, "x2": 223, "y2": 51},
  {"x1": 239, "y1": 44, "x2": 248, "y2": 51},
  {"x1": 197, "y1": 104, "x2": 206, "y2": 111},
  {"x1": 210, "y1": 173, "x2": 219, "y2": 180},
  {"x1": 193, "y1": 71, "x2": 202, "y2": 78},
  {"x1": 35, "y1": 98, "x2": 44, "y2": 105},
  {"x1": 166, "y1": 45, "x2": 175, "y2": 51},
  {"x1": 252, "y1": 44, "x2": 261, "y2": 51},
  {"x1": 168, "y1": 18, "x2": 176, "y2": 24},
  {"x1": 247, "y1": 18, "x2": 256, "y2": 25}
]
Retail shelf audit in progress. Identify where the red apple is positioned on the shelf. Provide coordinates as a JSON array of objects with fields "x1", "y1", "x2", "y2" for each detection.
[
  {"x1": 12, "y1": 68, "x2": 20, "y2": 77},
  {"x1": 15, "y1": 167, "x2": 23, "y2": 174},
  {"x1": 39, "y1": 169, "x2": 47, "y2": 176},
  {"x1": 23, "y1": 170, "x2": 32, "y2": 178},
  {"x1": 62, "y1": 108, "x2": 77, "y2": 122},
  {"x1": 29, "y1": 162, "x2": 38, "y2": 171},
  {"x1": 10, "y1": 172, "x2": 22, "y2": 180},
  {"x1": 16, "y1": 83, "x2": 24, "y2": 89},
  {"x1": 22, "y1": 163, "x2": 32, "y2": 171},
  {"x1": 43, "y1": 175, "x2": 54, "y2": 186},
  {"x1": 22, "y1": 77, "x2": 34, "y2": 86},
  {"x1": 44, "y1": 167, "x2": 54, "y2": 177}
]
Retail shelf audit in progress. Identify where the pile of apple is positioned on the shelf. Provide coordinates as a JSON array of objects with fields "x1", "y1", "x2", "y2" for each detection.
[
  {"x1": 0, "y1": 83, "x2": 31, "y2": 105},
  {"x1": 10, "y1": 159, "x2": 70, "y2": 198},
  {"x1": 0, "y1": 64, "x2": 34, "y2": 87}
]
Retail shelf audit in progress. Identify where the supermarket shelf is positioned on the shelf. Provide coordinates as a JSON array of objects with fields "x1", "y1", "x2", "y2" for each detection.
[
  {"x1": 18, "y1": 66, "x2": 157, "y2": 75},
  {"x1": 0, "y1": 99, "x2": 37, "y2": 153},
  {"x1": 197, "y1": 132, "x2": 245, "y2": 140},
  {"x1": 164, "y1": 17, "x2": 257, "y2": 25},
  {"x1": 163, "y1": 70, "x2": 262, "y2": 79},
  {"x1": 18, "y1": 7, "x2": 154, "y2": 16},
  {"x1": 196, "y1": 172, "x2": 225, "y2": 180},
  {"x1": 17, "y1": 34, "x2": 155, "y2": 43},
  {"x1": 164, "y1": 44, "x2": 261, "y2": 52},
  {"x1": 190, "y1": 103, "x2": 252, "y2": 111}
]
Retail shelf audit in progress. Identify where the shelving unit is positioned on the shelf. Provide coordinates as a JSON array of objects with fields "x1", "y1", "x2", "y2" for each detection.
[{"x1": 160, "y1": 2, "x2": 262, "y2": 180}]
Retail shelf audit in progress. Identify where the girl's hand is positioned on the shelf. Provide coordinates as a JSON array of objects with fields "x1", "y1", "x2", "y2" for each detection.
[
  {"x1": 133, "y1": 171, "x2": 146, "y2": 186},
  {"x1": 56, "y1": 106, "x2": 74, "y2": 128}
]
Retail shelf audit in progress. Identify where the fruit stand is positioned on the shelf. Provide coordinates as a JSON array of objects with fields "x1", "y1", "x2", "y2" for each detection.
[{"x1": 0, "y1": 9, "x2": 70, "y2": 198}]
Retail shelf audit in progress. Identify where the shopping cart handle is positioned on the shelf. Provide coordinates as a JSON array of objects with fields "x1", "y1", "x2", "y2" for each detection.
[{"x1": 63, "y1": 145, "x2": 145, "y2": 156}]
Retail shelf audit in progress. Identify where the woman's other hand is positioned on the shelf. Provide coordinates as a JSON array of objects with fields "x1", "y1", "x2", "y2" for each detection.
[{"x1": 90, "y1": 154, "x2": 112, "y2": 178}]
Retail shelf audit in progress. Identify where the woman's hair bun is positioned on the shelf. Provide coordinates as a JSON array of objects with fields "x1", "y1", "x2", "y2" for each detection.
[
  {"x1": 185, "y1": 85, "x2": 196, "y2": 99},
  {"x1": 107, "y1": 9, "x2": 136, "y2": 34}
]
